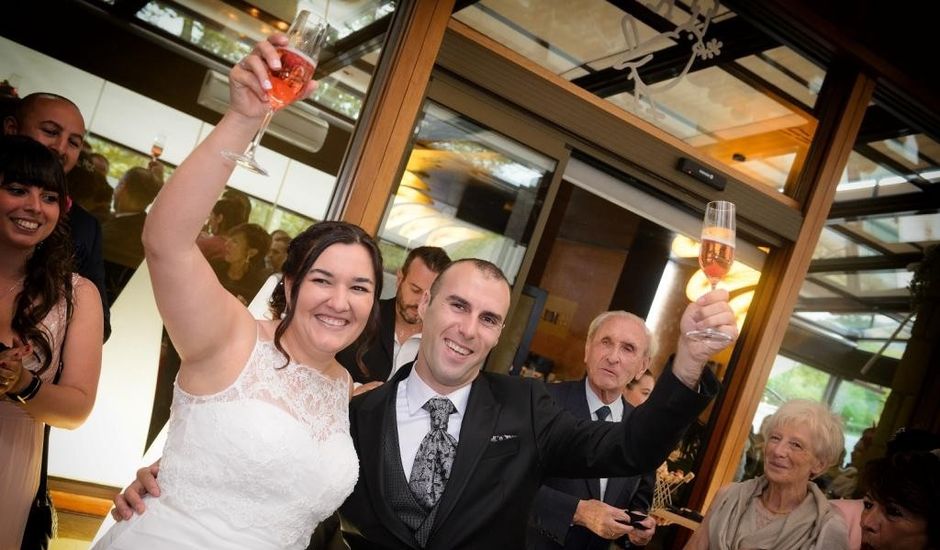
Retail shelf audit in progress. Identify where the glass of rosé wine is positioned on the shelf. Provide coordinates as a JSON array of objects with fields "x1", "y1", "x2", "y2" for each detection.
[
  {"x1": 686, "y1": 200, "x2": 735, "y2": 343},
  {"x1": 151, "y1": 133, "x2": 167, "y2": 160},
  {"x1": 222, "y1": 10, "x2": 329, "y2": 175}
]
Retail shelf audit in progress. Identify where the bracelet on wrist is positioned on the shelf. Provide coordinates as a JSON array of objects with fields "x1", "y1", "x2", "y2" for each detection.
[{"x1": 7, "y1": 372, "x2": 42, "y2": 404}]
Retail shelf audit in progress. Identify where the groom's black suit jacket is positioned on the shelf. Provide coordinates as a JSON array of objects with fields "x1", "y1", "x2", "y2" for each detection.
[{"x1": 339, "y1": 363, "x2": 717, "y2": 549}]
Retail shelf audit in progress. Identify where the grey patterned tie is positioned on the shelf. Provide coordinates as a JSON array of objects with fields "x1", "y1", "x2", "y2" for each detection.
[
  {"x1": 596, "y1": 405, "x2": 611, "y2": 421},
  {"x1": 409, "y1": 397, "x2": 457, "y2": 510}
]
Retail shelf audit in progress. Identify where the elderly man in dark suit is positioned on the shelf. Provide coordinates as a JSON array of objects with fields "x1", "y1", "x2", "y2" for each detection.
[
  {"x1": 528, "y1": 311, "x2": 659, "y2": 550},
  {"x1": 336, "y1": 245, "x2": 450, "y2": 385},
  {"x1": 338, "y1": 259, "x2": 737, "y2": 549}
]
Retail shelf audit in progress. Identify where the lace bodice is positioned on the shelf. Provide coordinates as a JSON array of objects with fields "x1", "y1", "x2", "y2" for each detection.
[{"x1": 157, "y1": 337, "x2": 359, "y2": 549}]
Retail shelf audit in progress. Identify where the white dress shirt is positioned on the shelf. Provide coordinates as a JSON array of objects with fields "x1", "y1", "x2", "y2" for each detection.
[
  {"x1": 391, "y1": 332, "x2": 422, "y2": 380},
  {"x1": 584, "y1": 379, "x2": 624, "y2": 500},
  {"x1": 396, "y1": 367, "x2": 472, "y2": 481}
]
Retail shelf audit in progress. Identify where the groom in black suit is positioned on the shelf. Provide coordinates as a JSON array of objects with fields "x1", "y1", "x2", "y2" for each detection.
[{"x1": 338, "y1": 259, "x2": 737, "y2": 549}]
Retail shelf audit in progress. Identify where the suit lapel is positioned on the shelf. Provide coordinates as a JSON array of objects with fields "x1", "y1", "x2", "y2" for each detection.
[
  {"x1": 430, "y1": 374, "x2": 501, "y2": 537},
  {"x1": 357, "y1": 366, "x2": 416, "y2": 547}
]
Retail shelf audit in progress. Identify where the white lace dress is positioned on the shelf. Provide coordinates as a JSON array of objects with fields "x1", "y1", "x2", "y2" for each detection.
[{"x1": 92, "y1": 335, "x2": 359, "y2": 550}]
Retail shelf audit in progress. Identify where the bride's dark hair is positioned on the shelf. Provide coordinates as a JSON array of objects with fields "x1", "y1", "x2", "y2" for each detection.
[
  {"x1": 0, "y1": 135, "x2": 74, "y2": 374},
  {"x1": 269, "y1": 221, "x2": 382, "y2": 376}
]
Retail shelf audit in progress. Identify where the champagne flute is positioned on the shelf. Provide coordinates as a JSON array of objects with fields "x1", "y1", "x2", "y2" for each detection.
[
  {"x1": 686, "y1": 200, "x2": 735, "y2": 343},
  {"x1": 222, "y1": 10, "x2": 329, "y2": 176},
  {"x1": 151, "y1": 133, "x2": 167, "y2": 160}
]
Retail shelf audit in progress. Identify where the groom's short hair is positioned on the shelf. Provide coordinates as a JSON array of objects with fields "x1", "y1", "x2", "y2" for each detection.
[{"x1": 427, "y1": 258, "x2": 509, "y2": 303}]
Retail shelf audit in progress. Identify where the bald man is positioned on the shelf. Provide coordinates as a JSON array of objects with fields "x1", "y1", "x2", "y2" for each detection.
[{"x1": 4, "y1": 93, "x2": 111, "y2": 339}]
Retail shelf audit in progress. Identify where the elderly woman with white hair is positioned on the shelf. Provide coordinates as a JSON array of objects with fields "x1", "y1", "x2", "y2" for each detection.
[{"x1": 684, "y1": 399, "x2": 849, "y2": 550}]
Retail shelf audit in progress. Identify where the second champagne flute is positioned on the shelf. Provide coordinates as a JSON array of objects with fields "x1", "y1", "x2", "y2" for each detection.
[
  {"x1": 686, "y1": 200, "x2": 735, "y2": 343},
  {"x1": 222, "y1": 10, "x2": 329, "y2": 176},
  {"x1": 151, "y1": 133, "x2": 167, "y2": 160}
]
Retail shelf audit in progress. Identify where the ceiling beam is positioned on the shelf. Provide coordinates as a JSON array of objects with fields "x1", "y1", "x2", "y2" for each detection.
[
  {"x1": 781, "y1": 322, "x2": 896, "y2": 387},
  {"x1": 828, "y1": 189, "x2": 940, "y2": 220},
  {"x1": 315, "y1": 16, "x2": 390, "y2": 78},
  {"x1": 453, "y1": 0, "x2": 481, "y2": 12},
  {"x1": 794, "y1": 296, "x2": 911, "y2": 313},
  {"x1": 605, "y1": 0, "x2": 677, "y2": 34},
  {"x1": 808, "y1": 252, "x2": 923, "y2": 273},
  {"x1": 571, "y1": 16, "x2": 778, "y2": 97}
]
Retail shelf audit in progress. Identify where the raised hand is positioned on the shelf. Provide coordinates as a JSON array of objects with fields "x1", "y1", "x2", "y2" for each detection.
[{"x1": 673, "y1": 288, "x2": 737, "y2": 388}]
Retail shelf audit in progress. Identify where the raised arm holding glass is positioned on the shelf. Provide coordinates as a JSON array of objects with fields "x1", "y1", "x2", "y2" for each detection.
[{"x1": 90, "y1": 18, "x2": 390, "y2": 550}]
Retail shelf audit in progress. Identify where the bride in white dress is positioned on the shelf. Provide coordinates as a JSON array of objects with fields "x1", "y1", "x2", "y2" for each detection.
[{"x1": 92, "y1": 35, "x2": 383, "y2": 550}]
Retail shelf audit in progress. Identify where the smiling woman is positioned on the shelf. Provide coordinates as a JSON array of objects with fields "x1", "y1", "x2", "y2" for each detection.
[
  {"x1": 0, "y1": 135, "x2": 104, "y2": 548},
  {"x1": 684, "y1": 399, "x2": 849, "y2": 550}
]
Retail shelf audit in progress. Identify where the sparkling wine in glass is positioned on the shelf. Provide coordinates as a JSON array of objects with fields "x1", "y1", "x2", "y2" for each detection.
[
  {"x1": 151, "y1": 133, "x2": 166, "y2": 160},
  {"x1": 686, "y1": 200, "x2": 735, "y2": 343},
  {"x1": 222, "y1": 10, "x2": 329, "y2": 176}
]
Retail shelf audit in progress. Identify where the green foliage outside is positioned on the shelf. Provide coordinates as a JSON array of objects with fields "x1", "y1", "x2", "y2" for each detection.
[
  {"x1": 764, "y1": 362, "x2": 829, "y2": 404},
  {"x1": 831, "y1": 380, "x2": 889, "y2": 436}
]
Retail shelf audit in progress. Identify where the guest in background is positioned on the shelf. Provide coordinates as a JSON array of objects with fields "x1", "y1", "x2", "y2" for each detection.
[
  {"x1": 102, "y1": 166, "x2": 161, "y2": 304},
  {"x1": 248, "y1": 229, "x2": 291, "y2": 320},
  {"x1": 88, "y1": 151, "x2": 110, "y2": 177},
  {"x1": 212, "y1": 222, "x2": 271, "y2": 305},
  {"x1": 623, "y1": 370, "x2": 655, "y2": 408},
  {"x1": 197, "y1": 196, "x2": 247, "y2": 262},
  {"x1": 266, "y1": 229, "x2": 290, "y2": 273},
  {"x1": 0, "y1": 135, "x2": 103, "y2": 547},
  {"x1": 684, "y1": 399, "x2": 849, "y2": 550},
  {"x1": 68, "y1": 159, "x2": 113, "y2": 224},
  {"x1": 857, "y1": 449, "x2": 939, "y2": 550},
  {"x1": 222, "y1": 187, "x2": 252, "y2": 222},
  {"x1": 831, "y1": 428, "x2": 940, "y2": 550},
  {"x1": 830, "y1": 425, "x2": 877, "y2": 499}
]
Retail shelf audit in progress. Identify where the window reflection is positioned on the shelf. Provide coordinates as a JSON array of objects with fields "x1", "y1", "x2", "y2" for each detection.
[
  {"x1": 377, "y1": 102, "x2": 555, "y2": 282},
  {"x1": 135, "y1": 0, "x2": 386, "y2": 119}
]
